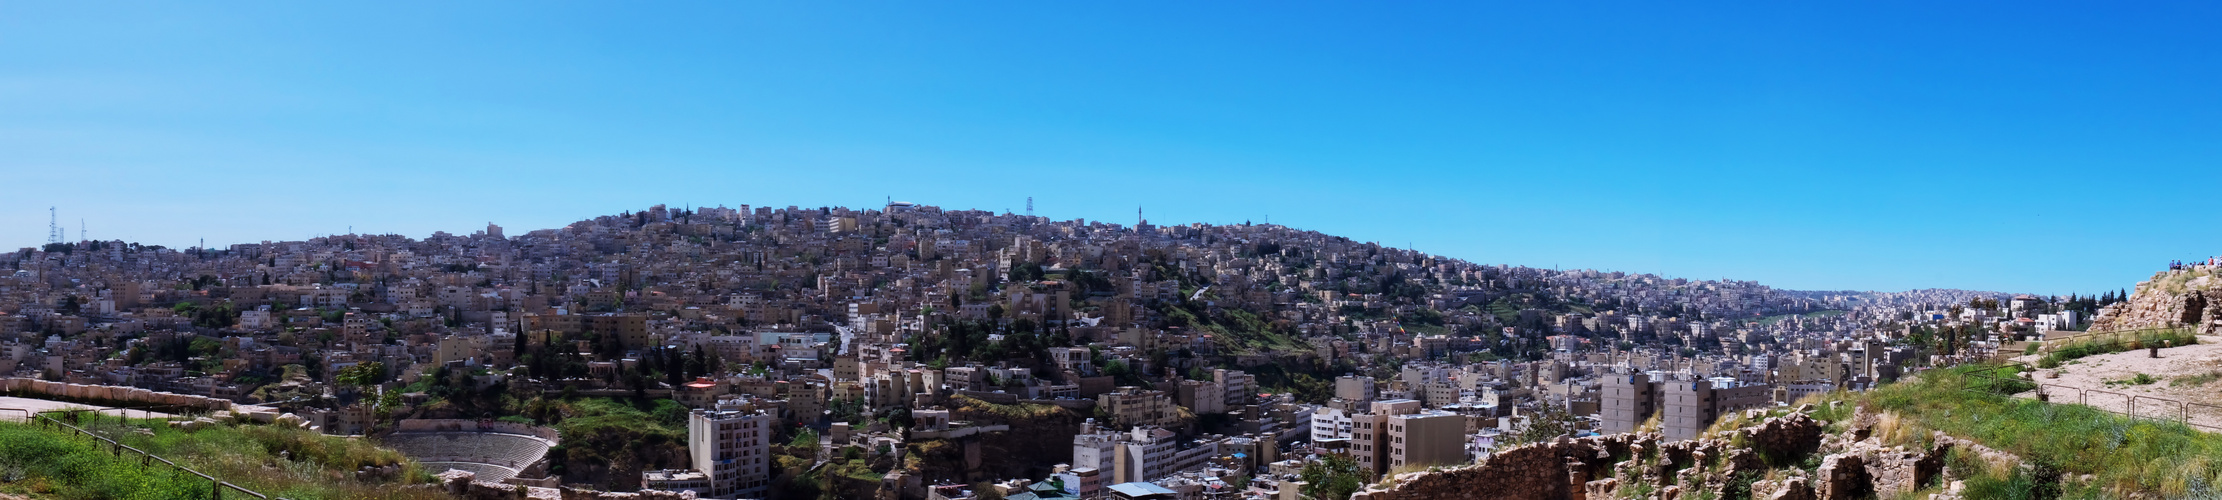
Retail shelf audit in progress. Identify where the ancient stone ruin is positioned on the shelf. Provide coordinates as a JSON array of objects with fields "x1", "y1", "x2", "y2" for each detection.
[{"x1": 1352, "y1": 407, "x2": 2023, "y2": 500}]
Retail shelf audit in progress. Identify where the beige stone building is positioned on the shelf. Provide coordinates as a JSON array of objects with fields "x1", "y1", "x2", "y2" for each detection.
[{"x1": 1099, "y1": 386, "x2": 1178, "y2": 428}]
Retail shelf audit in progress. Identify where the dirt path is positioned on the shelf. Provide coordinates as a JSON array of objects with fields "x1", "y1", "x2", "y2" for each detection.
[{"x1": 2012, "y1": 335, "x2": 2222, "y2": 429}]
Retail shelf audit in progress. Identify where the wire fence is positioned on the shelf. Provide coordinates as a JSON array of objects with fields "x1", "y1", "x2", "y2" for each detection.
[
  {"x1": 1971, "y1": 327, "x2": 2222, "y2": 431},
  {"x1": 1964, "y1": 370, "x2": 2222, "y2": 432},
  {"x1": 3, "y1": 406, "x2": 291, "y2": 500}
]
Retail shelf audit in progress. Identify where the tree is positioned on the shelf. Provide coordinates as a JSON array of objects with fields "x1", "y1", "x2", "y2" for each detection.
[
  {"x1": 1505, "y1": 400, "x2": 1579, "y2": 448},
  {"x1": 336, "y1": 361, "x2": 387, "y2": 387},
  {"x1": 665, "y1": 348, "x2": 685, "y2": 387},
  {"x1": 1298, "y1": 454, "x2": 1365, "y2": 500},
  {"x1": 972, "y1": 482, "x2": 1005, "y2": 500},
  {"x1": 689, "y1": 345, "x2": 709, "y2": 380},
  {"x1": 1942, "y1": 325, "x2": 1964, "y2": 357},
  {"x1": 375, "y1": 388, "x2": 402, "y2": 420}
]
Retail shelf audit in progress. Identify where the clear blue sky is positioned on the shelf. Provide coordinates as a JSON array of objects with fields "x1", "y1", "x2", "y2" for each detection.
[{"x1": 3, "y1": 2, "x2": 2217, "y2": 295}]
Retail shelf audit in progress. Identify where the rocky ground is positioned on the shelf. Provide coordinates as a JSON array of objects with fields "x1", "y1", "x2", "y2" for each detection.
[{"x1": 2015, "y1": 335, "x2": 2222, "y2": 429}]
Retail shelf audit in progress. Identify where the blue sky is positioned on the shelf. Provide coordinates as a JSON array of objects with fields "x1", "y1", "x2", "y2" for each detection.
[{"x1": 2, "y1": 2, "x2": 2217, "y2": 295}]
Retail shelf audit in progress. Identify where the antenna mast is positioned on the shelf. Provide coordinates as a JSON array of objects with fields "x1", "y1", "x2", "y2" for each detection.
[
  {"x1": 1026, "y1": 197, "x2": 1034, "y2": 217},
  {"x1": 47, "y1": 207, "x2": 63, "y2": 245}
]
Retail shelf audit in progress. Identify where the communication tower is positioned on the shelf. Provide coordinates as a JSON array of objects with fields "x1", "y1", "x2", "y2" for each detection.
[{"x1": 47, "y1": 207, "x2": 63, "y2": 245}]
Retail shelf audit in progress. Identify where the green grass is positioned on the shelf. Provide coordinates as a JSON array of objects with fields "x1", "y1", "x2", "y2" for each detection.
[
  {"x1": 2036, "y1": 328, "x2": 2198, "y2": 368},
  {"x1": 833, "y1": 458, "x2": 884, "y2": 481},
  {"x1": 0, "y1": 421, "x2": 212, "y2": 500},
  {"x1": 0, "y1": 417, "x2": 442, "y2": 500},
  {"x1": 2171, "y1": 371, "x2": 2222, "y2": 388},
  {"x1": 1857, "y1": 364, "x2": 2222, "y2": 498},
  {"x1": 2105, "y1": 373, "x2": 2160, "y2": 387}
]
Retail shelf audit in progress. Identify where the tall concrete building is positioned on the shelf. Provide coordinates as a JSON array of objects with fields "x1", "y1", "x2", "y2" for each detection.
[
  {"x1": 1176, "y1": 379, "x2": 1227, "y2": 415},
  {"x1": 1349, "y1": 399, "x2": 1423, "y2": 478},
  {"x1": 688, "y1": 408, "x2": 773, "y2": 499},
  {"x1": 1385, "y1": 411, "x2": 1467, "y2": 471},
  {"x1": 1661, "y1": 378, "x2": 1771, "y2": 441},
  {"x1": 1604, "y1": 373, "x2": 1771, "y2": 441},
  {"x1": 1600, "y1": 372, "x2": 1660, "y2": 435},
  {"x1": 1073, "y1": 419, "x2": 1122, "y2": 476},
  {"x1": 1116, "y1": 426, "x2": 1181, "y2": 483}
]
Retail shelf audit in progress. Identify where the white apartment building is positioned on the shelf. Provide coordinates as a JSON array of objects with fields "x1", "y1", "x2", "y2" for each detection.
[
  {"x1": 1119, "y1": 427, "x2": 1179, "y2": 484},
  {"x1": 689, "y1": 408, "x2": 773, "y2": 499},
  {"x1": 1072, "y1": 422, "x2": 1202, "y2": 484},
  {"x1": 1073, "y1": 419, "x2": 1121, "y2": 474},
  {"x1": 1310, "y1": 407, "x2": 1353, "y2": 443}
]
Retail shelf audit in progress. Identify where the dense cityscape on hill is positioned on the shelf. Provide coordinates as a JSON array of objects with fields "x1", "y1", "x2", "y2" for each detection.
[
  {"x1": 9, "y1": 2, "x2": 2221, "y2": 498},
  {"x1": 3, "y1": 202, "x2": 2158, "y2": 499}
]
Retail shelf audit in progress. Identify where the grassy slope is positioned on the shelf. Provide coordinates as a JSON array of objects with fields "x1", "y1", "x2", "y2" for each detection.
[
  {"x1": 1811, "y1": 364, "x2": 2222, "y2": 498},
  {"x1": 0, "y1": 418, "x2": 443, "y2": 500},
  {"x1": 538, "y1": 397, "x2": 690, "y2": 491}
]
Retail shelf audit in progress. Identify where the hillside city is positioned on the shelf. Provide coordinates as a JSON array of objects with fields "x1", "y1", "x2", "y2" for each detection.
[{"x1": 0, "y1": 203, "x2": 2145, "y2": 500}]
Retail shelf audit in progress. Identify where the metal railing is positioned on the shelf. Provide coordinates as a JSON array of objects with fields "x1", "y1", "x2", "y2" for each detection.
[
  {"x1": 1964, "y1": 371, "x2": 2222, "y2": 432},
  {"x1": 4, "y1": 406, "x2": 291, "y2": 500}
]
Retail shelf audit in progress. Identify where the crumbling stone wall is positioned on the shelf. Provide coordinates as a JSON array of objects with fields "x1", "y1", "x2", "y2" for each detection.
[
  {"x1": 1351, "y1": 410, "x2": 2019, "y2": 500},
  {"x1": 1352, "y1": 439, "x2": 1589, "y2": 500}
]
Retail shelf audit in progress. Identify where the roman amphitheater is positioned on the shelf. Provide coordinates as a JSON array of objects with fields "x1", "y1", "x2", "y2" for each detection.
[{"x1": 381, "y1": 419, "x2": 560, "y2": 484}]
